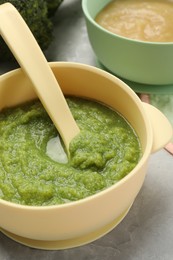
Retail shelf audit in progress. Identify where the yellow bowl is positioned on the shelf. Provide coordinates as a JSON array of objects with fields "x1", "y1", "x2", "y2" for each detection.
[{"x1": 0, "y1": 62, "x2": 172, "y2": 249}]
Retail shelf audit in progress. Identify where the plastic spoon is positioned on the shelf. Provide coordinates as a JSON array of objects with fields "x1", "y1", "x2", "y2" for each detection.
[{"x1": 0, "y1": 3, "x2": 80, "y2": 153}]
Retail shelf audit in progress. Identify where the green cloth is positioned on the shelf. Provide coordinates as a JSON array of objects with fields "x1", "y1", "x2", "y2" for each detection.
[{"x1": 150, "y1": 94, "x2": 173, "y2": 142}]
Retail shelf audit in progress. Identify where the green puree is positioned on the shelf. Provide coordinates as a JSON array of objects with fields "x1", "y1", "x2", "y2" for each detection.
[{"x1": 0, "y1": 98, "x2": 141, "y2": 206}]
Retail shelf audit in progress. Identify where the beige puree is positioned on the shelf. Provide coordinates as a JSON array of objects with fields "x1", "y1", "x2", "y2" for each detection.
[{"x1": 95, "y1": 0, "x2": 173, "y2": 42}]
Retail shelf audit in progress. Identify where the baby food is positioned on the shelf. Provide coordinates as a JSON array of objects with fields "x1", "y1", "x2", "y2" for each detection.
[
  {"x1": 95, "y1": 0, "x2": 173, "y2": 42},
  {"x1": 0, "y1": 97, "x2": 141, "y2": 206}
]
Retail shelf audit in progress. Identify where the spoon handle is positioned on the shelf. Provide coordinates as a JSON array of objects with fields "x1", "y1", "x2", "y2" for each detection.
[{"x1": 0, "y1": 3, "x2": 80, "y2": 150}]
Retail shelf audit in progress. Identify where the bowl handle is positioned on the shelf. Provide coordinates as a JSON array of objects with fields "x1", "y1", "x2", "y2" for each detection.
[{"x1": 142, "y1": 102, "x2": 173, "y2": 153}]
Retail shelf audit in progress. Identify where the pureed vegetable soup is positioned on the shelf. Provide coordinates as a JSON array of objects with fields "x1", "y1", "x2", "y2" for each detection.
[
  {"x1": 0, "y1": 97, "x2": 141, "y2": 206},
  {"x1": 95, "y1": 0, "x2": 173, "y2": 42}
]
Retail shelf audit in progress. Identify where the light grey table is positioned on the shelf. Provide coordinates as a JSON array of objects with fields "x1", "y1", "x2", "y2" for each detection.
[{"x1": 0, "y1": 1, "x2": 173, "y2": 259}]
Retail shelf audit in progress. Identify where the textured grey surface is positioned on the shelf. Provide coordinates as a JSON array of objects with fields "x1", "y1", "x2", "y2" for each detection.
[{"x1": 0, "y1": 0, "x2": 173, "y2": 259}]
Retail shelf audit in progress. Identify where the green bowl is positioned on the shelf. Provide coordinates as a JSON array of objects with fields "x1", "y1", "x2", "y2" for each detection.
[{"x1": 82, "y1": 0, "x2": 173, "y2": 85}]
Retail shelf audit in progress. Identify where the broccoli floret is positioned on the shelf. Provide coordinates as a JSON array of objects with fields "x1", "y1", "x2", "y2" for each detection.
[
  {"x1": 0, "y1": 0, "x2": 63, "y2": 61},
  {"x1": 46, "y1": 0, "x2": 63, "y2": 17}
]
